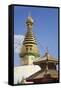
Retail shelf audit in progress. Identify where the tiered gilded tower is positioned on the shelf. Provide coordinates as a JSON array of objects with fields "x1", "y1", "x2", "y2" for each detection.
[{"x1": 20, "y1": 14, "x2": 40, "y2": 65}]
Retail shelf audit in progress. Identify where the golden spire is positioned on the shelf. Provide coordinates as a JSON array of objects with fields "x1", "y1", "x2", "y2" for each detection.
[
  {"x1": 23, "y1": 13, "x2": 36, "y2": 45},
  {"x1": 45, "y1": 47, "x2": 49, "y2": 74},
  {"x1": 20, "y1": 13, "x2": 40, "y2": 58},
  {"x1": 45, "y1": 47, "x2": 48, "y2": 54},
  {"x1": 45, "y1": 47, "x2": 48, "y2": 59}
]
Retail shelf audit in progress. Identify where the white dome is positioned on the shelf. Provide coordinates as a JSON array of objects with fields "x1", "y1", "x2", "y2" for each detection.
[{"x1": 14, "y1": 65, "x2": 41, "y2": 84}]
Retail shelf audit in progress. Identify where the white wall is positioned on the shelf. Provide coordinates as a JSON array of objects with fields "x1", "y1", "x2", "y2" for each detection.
[{"x1": 0, "y1": 0, "x2": 61, "y2": 90}]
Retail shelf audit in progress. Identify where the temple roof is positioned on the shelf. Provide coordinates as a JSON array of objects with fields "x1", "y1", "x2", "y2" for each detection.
[
  {"x1": 34, "y1": 54, "x2": 58, "y2": 63},
  {"x1": 33, "y1": 48, "x2": 58, "y2": 64},
  {"x1": 26, "y1": 69, "x2": 58, "y2": 81}
]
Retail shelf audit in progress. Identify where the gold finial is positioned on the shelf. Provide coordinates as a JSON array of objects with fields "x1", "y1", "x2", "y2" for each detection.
[
  {"x1": 45, "y1": 47, "x2": 48, "y2": 54},
  {"x1": 45, "y1": 47, "x2": 48, "y2": 60},
  {"x1": 45, "y1": 47, "x2": 49, "y2": 74},
  {"x1": 26, "y1": 12, "x2": 34, "y2": 25}
]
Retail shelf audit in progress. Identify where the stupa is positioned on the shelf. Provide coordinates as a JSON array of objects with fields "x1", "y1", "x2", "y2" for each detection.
[
  {"x1": 20, "y1": 14, "x2": 40, "y2": 65},
  {"x1": 14, "y1": 14, "x2": 41, "y2": 84}
]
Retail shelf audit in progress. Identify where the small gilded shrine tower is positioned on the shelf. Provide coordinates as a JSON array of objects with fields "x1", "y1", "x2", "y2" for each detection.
[{"x1": 20, "y1": 14, "x2": 40, "y2": 65}]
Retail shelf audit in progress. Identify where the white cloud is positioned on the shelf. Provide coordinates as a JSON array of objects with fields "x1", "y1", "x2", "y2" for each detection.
[{"x1": 14, "y1": 34, "x2": 24, "y2": 53}]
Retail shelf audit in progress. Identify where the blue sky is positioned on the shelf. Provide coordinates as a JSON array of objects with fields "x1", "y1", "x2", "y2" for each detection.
[{"x1": 14, "y1": 5, "x2": 59, "y2": 66}]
